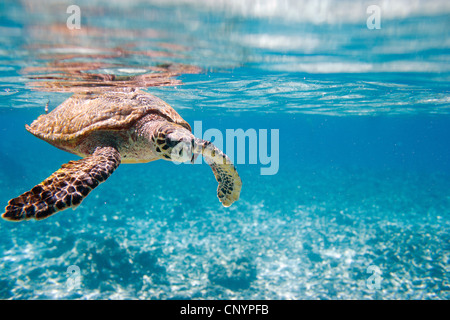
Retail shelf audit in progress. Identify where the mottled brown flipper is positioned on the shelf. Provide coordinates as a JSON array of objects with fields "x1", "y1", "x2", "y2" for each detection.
[
  {"x1": 194, "y1": 138, "x2": 242, "y2": 207},
  {"x1": 2, "y1": 147, "x2": 121, "y2": 221}
]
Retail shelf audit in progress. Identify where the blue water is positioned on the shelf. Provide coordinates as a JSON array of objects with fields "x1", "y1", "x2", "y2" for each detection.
[{"x1": 0, "y1": 0, "x2": 449, "y2": 299}]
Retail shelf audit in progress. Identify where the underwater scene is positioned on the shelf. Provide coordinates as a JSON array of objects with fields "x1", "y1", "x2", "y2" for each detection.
[{"x1": 0, "y1": 0, "x2": 449, "y2": 300}]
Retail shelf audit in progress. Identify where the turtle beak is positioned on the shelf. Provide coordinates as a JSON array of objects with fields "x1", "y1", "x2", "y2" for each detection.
[{"x1": 191, "y1": 139, "x2": 200, "y2": 164}]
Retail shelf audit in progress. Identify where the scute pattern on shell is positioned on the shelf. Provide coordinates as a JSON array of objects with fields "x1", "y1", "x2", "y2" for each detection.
[{"x1": 26, "y1": 89, "x2": 191, "y2": 142}]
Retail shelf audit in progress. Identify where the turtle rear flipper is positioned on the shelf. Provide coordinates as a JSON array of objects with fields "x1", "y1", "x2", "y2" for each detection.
[
  {"x1": 2, "y1": 146, "x2": 121, "y2": 221},
  {"x1": 194, "y1": 138, "x2": 242, "y2": 207}
]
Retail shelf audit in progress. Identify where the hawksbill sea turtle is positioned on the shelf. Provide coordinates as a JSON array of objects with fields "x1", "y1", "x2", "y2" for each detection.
[{"x1": 2, "y1": 89, "x2": 242, "y2": 221}]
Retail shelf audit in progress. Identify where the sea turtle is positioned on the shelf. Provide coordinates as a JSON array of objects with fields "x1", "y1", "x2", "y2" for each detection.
[{"x1": 2, "y1": 89, "x2": 242, "y2": 221}]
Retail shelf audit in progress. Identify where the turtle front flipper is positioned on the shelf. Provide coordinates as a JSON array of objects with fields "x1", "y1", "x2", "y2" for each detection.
[
  {"x1": 194, "y1": 138, "x2": 242, "y2": 207},
  {"x1": 2, "y1": 146, "x2": 121, "y2": 221}
]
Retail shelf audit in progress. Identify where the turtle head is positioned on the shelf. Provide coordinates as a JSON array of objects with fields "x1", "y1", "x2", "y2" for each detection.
[
  {"x1": 167, "y1": 132, "x2": 196, "y2": 163},
  {"x1": 154, "y1": 125, "x2": 196, "y2": 163}
]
